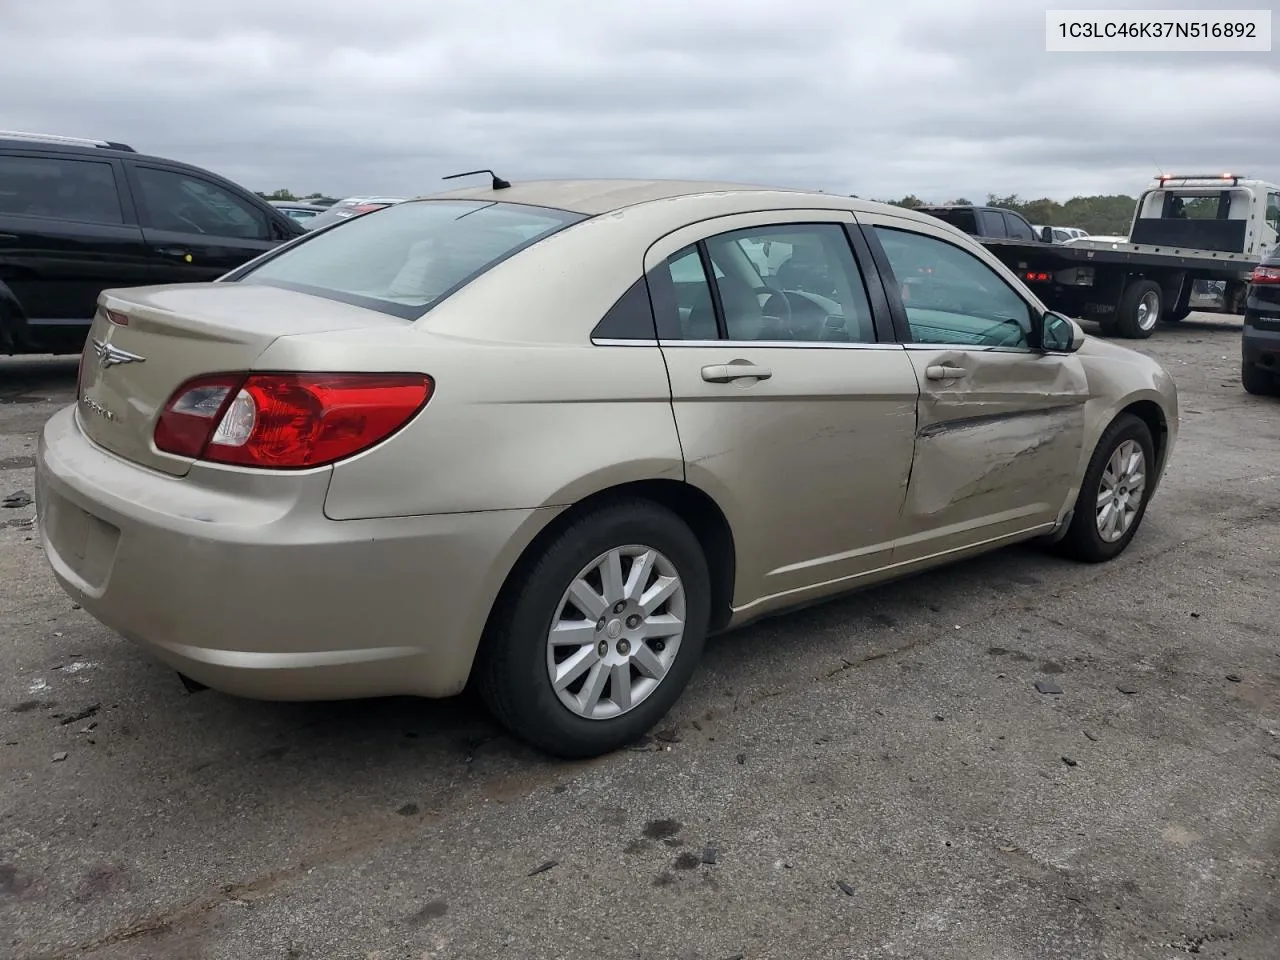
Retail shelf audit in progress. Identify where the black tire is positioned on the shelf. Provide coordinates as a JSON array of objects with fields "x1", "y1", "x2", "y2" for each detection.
[
  {"x1": 1242, "y1": 361, "x2": 1280, "y2": 397},
  {"x1": 1054, "y1": 413, "x2": 1156, "y2": 563},
  {"x1": 476, "y1": 499, "x2": 711, "y2": 759},
  {"x1": 1115, "y1": 279, "x2": 1162, "y2": 339}
]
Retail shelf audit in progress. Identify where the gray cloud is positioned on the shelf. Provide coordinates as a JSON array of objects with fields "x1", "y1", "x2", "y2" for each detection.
[{"x1": 2, "y1": 0, "x2": 1275, "y2": 202}]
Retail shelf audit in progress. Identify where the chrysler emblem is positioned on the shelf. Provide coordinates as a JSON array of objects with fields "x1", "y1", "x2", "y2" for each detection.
[{"x1": 90, "y1": 338, "x2": 146, "y2": 369}]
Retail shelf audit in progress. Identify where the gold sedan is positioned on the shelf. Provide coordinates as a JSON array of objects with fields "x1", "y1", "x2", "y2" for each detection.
[{"x1": 37, "y1": 179, "x2": 1179, "y2": 758}]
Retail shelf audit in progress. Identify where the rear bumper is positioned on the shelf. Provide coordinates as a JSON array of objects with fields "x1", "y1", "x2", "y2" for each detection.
[
  {"x1": 1242, "y1": 321, "x2": 1280, "y2": 371},
  {"x1": 36, "y1": 405, "x2": 555, "y2": 700}
]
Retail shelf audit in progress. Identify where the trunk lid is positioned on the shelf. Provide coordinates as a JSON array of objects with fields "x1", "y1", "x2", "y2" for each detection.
[{"x1": 76, "y1": 282, "x2": 405, "y2": 476}]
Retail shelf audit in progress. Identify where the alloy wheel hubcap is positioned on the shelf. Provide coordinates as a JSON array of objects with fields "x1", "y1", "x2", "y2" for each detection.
[
  {"x1": 546, "y1": 545, "x2": 686, "y2": 720},
  {"x1": 1137, "y1": 292, "x2": 1160, "y2": 331},
  {"x1": 1096, "y1": 439, "x2": 1147, "y2": 542}
]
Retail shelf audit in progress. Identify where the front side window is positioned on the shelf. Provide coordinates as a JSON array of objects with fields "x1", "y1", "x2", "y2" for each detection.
[
  {"x1": 662, "y1": 223, "x2": 877, "y2": 344},
  {"x1": 1266, "y1": 193, "x2": 1279, "y2": 231},
  {"x1": 1003, "y1": 212, "x2": 1036, "y2": 241},
  {"x1": 237, "y1": 200, "x2": 585, "y2": 319},
  {"x1": 133, "y1": 167, "x2": 269, "y2": 240},
  {"x1": 0, "y1": 156, "x2": 123, "y2": 224},
  {"x1": 873, "y1": 226, "x2": 1034, "y2": 348}
]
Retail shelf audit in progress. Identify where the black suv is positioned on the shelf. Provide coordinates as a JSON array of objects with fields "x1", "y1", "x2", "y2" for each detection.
[
  {"x1": 1242, "y1": 248, "x2": 1280, "y2": 396},
  {"x1": 0, "y1": 131, "x2": 306, "y2": 355}
]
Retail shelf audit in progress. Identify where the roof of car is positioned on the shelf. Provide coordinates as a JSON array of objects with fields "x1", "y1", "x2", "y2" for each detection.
[
  {"x1": 0, "y1": 135, "x2": 259, "y2": 189},
  {"x1": 0, "y1": 136, "x2": 141, "y2": 160},
  {"x1": 421, "y1": 178, "x2": 836, "y2": 216}
]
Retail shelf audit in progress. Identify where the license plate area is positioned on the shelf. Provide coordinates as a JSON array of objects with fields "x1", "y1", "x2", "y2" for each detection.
[{"x1": 43, "y1": 490, "x2": 121, "y2": 591}]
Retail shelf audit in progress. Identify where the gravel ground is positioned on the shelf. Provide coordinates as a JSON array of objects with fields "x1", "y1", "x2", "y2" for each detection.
[{"x1": 1, "y1": 313, "x2": 1277, "y2": 960}]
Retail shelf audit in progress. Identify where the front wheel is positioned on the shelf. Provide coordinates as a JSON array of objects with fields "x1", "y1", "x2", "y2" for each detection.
[
  {"x1": 476, "y1": 499, "x2": 710, "y2": 759},
  {"x1": 1054, "y1": 413, "x2": 1156, "y2": 563}
]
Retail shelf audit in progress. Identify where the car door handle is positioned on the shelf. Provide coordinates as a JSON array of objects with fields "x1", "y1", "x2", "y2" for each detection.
[
  {"x1": 0, "y1": 233, "x2": 18, "y2": 244},
  {"x1": 155, "y1": 246, "x2": 192, "y2": 259},
  {"x1": 701, "y1": 362, "x2": 773, "y2": 383},
  {"x1": 925, "y1": 363, "x2": 966, "y2": 381}
]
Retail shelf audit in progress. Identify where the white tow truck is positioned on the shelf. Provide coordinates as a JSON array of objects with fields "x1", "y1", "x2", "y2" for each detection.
[{"x1": 977, "y1": 173, "x2": 1280, "y2": 338}]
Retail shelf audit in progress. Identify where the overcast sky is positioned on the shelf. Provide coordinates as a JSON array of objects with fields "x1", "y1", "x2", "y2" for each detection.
[{"x1": 3, "y1": 0, "x2": 1276, "y2": 203}]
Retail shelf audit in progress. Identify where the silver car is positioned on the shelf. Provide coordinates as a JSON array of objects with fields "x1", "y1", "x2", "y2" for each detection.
[{"x1": 37, "y1": 179, "x2": 1179, "y2": 758}]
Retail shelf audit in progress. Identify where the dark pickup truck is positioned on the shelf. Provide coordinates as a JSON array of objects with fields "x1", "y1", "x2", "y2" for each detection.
[{"x1": 915, "y1": 176, "x2": 1278, "y2": 339}]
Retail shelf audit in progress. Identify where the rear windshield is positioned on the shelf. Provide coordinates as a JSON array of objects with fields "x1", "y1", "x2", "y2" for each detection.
[
  {"x1": 923, "y1": 208, "x2": 978, "y2": 235},
  {"x1": 234, "y1": 200, "x2": 586, "y2": 319}
]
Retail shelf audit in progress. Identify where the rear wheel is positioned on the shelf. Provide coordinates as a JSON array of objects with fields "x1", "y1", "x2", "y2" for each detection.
[
  {"x1": 1054, "y1": 413, "x2": 1156, "y2": 563},
  {"x1": 1115, "y1": 280, "x2": 1162, "y2": 339},
  {"x1": 477, "y1": 499, "x2": 710, "y2": 759},
  {"x1": 1242, "y1": 361, "x2": 1280, "y2": 396}
]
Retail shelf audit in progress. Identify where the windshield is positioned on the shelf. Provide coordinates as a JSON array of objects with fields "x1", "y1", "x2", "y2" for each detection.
[{"x1": 235, "y1": 199, "x2": 586, "y2": 318}]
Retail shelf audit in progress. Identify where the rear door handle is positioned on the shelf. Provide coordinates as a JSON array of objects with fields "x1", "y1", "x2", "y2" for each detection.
[
  {"x1": 701, "y1": 361, "x2": 773, "y2": 383},
  {"x1": 925, "y1": 363, "x2": 966, "y2": 381},
  {"x1": 155, "y1": 246, "x2": 191, "y2": 259}
]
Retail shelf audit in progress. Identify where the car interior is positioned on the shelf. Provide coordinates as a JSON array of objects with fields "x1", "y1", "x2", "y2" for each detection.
[{"x1": 668, "y1": 228, "x2": 877, "y2": 343}]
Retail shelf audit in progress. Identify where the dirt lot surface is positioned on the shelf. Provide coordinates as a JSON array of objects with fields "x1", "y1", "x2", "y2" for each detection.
[{"x1": 1, "y1": 314, "x2": 1277, "y2": 960}]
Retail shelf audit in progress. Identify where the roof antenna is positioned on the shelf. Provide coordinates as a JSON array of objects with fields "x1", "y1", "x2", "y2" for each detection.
[{"x1": 442, "y1": 168, "x2": 511, "y2": 190}]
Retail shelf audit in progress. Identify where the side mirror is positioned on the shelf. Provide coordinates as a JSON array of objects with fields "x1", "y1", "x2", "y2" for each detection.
[
  {"x1": 1039, "y1": 226, "x2": 1054, "y2": 244},
  {"x1": 1040, "y1": 311, "x2": 1084, "y2": 352}
]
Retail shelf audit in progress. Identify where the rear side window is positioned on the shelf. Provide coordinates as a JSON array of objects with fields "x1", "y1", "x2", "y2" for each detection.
[
  {"x1": 977, "y1": 210, "x2": 1007, "y2": 237},
  {"x1": 236, "y1": 200, "x2": 586, "y2": 319},
  {"x1": 0, "y1": 155, "x2": 123, "y2": 224}
]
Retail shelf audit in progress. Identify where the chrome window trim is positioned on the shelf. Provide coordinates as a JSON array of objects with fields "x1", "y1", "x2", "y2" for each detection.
[
  {"x1": 657, "y1": 338, "x2": 903, "y2": 350},
  {"x1": 901, "y1": 342, "x2": 1035, "y2": 354},
  {"x1": 592, "y1": 337, "x2": 1036, "y2": 354}
]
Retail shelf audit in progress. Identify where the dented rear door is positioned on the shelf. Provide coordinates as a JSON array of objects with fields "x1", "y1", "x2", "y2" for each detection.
[{"x1": 856, "y1": 212, "x2": 1090, "y2": 562}]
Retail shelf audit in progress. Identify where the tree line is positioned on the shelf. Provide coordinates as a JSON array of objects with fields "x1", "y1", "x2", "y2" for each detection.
[
  {"x1": 255, "y1": 189, "x2": 335, "y2": 202},
  {"x1": 880, "y1": 193, "x2": 1143, "y2": 236}
]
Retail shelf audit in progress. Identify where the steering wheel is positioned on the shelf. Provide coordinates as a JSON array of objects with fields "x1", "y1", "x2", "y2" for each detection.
[
  {"x1": 754, "y1": 285, "x2": 793, "y2": 336},
  {"x1": 780, "y1": 292, "x2": 830, "y2": 341}
]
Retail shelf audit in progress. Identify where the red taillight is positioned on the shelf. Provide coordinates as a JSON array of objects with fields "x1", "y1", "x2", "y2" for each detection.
[
  {"x1": 1250, "y1": 266, "x2": 1280, "y2": 284},
  {"x1": 349, "y1": 203, "x2": 388, "y2": 215},
  {"x1": 1025, "y1": 271, "x2": 1052, "y2": 283},
  {"x1": 154, "y1": 372, "x2": 432, "y2": 469}
]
